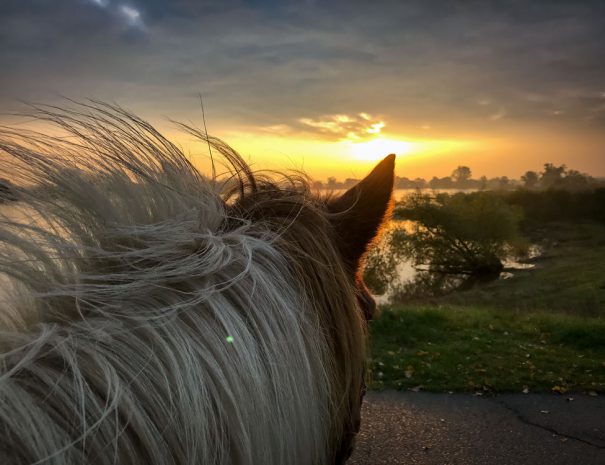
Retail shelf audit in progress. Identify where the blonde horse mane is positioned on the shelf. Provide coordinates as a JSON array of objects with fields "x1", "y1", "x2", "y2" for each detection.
[{"x1": 0, "y1": 102, "x2": 394, "y2": 465}]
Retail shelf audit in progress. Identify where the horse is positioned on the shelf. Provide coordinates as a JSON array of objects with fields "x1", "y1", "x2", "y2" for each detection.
[{"x1": 0, "y1": 102, "x2": 394, "y2": 465}]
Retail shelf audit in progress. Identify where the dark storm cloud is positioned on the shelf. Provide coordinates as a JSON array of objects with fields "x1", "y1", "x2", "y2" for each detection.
[{"x1": 1, "y1": 0, "x2": 604, "y2": 133}]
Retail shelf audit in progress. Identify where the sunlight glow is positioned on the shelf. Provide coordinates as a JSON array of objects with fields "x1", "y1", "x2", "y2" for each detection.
[
  {"x1": 347, "y1": 137, "x2": 415, "y2": 161},
  {"x1": 168, "y1": 125, "x2": 481, "y2": 181}
]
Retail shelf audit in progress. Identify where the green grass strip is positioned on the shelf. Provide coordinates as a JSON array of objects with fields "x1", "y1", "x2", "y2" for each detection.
[{"x1": 368, "y1": 305, "x2": 605, "y2": 393}]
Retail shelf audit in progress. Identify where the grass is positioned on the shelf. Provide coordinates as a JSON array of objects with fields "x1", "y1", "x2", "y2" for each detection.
[
  {"x1": 368, "y1": 221, "x2": 605, "y2": 393},
  {"x1": 368, "y1": 305, "x2": 605, "y2": 393},
  {"x1": 436, "y1": 222, "x2": 605, "y2": 316}
]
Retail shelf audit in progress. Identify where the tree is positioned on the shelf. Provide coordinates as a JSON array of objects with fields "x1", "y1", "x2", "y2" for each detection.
[
  {"x1": 392, "y1": 191, "x2": 525, "y2": 287},
  {"x1": 451, "y1": 166, "x2": 472, "y2": 185},
  {"x1": 521, "y1": 171, "x2": 539, "y2": 189},
  {"x1": 559, "y1": 170, "x2": 592, "y2": 191},
  {"x1": 413, "y1": 178, "x2": 427, "y2": 189},
  {"x1": 428, "y1": 176, "x2": 453, "y2": 189},
  {"x1": 497, "y1": 176, "x2": 511, "y2": 190},
  {"x1": 540, "y1": 163, "x2": 566, "y2": 189}
]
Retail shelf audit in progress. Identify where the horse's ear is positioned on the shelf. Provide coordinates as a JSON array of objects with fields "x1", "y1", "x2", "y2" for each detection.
[{"x1": 329, "y1": 154, "x2": 396, "y2": 270}]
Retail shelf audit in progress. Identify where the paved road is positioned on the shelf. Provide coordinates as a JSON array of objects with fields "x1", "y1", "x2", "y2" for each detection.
[{"x1": 349, "y1": 391, "x2": 605, "y2": 465}]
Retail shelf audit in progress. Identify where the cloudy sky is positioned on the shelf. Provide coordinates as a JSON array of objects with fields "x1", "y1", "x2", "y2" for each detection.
[{"x1": 1, "y1": 0, "x2": 604, "y2": 179}]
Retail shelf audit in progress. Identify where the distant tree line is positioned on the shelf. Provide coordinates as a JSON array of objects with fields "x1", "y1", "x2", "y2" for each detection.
[
  {"x1": 314, "y1": 164, "x2": 604, "y2": 192},
  {"x1": 503, "y1": 188, "x2": 605, "y2": 225},
  {"x1": 362, "y1": 169, "x2": 605, "y2": 298},
  {"x1": 519, "y1": 164, "x2": 601, "y2": 191}
]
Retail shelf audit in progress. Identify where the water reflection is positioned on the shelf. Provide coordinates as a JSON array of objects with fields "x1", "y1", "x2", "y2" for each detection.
[{"x1": 369, "y1": 224, "x2": 542, "y2": 305}]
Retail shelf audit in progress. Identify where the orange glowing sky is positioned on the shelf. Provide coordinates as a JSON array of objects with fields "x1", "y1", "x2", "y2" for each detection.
[{"x1": 1, "y1": 0, "x2": 605, "y2": 181}]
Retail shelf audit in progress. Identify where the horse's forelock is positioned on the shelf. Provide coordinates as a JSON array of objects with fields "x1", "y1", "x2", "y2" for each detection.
[{"x1": 0, "y1": 102, "x2": 368, "y2": 465}]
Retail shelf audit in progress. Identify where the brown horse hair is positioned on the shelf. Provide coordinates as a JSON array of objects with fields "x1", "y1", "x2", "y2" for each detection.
[{"x1": 0, "y1": 101, "x2": 394, "y2": 464}]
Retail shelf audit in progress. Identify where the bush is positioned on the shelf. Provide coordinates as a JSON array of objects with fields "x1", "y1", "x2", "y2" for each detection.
[{"x1": 389, "y1": 191, "x2": 526, "y2": 289}]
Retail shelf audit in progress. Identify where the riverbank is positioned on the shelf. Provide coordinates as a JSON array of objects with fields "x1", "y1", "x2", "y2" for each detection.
[
  {"x1": 368, "y1": 221, "x2": 605, "y2": 393},
  {"x1": 435, "y1": 221, "x2": 605, "y2": 316}
]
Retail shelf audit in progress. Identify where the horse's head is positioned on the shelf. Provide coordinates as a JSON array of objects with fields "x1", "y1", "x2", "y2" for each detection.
[
  {"x1": 0, "y1": 103, "x2": 394, "y2": 465},
  {"x1": 226, "y1": 154, "x2": 395, "y2": 463},
  {"x1": 327, "y1": 155, "x2": 395, "y2": 462}
]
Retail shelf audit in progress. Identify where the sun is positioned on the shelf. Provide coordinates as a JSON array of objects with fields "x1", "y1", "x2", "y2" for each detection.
[{"x1": 347, "y1": 137, "x2": 415, "y2": 161}]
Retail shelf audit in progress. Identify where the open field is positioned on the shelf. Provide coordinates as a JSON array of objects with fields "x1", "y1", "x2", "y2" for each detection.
[{"x1": 368, "y1": 222, "x2": 605, "y2": 393}]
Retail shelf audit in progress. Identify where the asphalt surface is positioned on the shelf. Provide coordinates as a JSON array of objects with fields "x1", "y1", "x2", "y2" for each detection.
[{"x1": 349, "y1": 391, "x2": 605, "y2": 465}]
